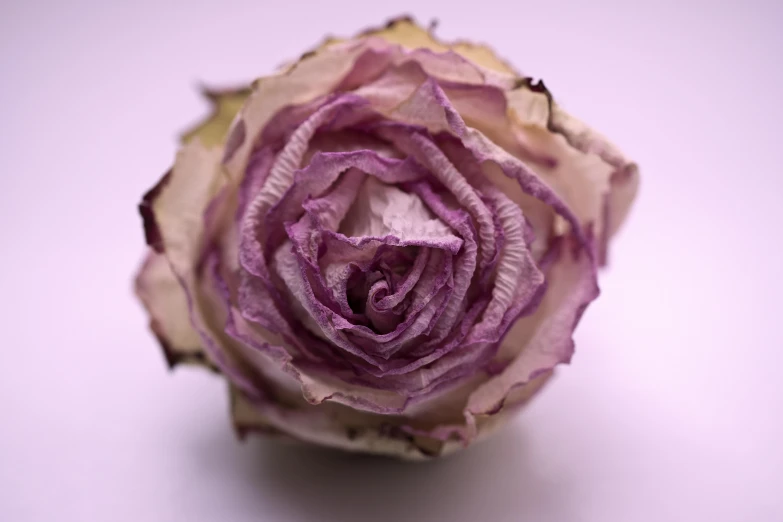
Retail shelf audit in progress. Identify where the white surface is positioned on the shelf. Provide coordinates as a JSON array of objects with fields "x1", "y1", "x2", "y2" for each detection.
[{"x1": 2, "y1": 1, "x2": 782, "y2": 521}]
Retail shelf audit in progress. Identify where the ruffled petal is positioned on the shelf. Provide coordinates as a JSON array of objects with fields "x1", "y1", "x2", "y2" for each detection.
[
  {"x1": 230, "y1": 385, "x2": 455, "y2": 460},
  {"x1": 404, "y1": 238, "x2": 597, "y2": 445},
  {"x1": 507, "y1": 82, "x2": 639, "y2": 263},
  {"x1": 360, "y1": 16, "x2": 520, "y2": 77},
  {"x1": 223, "y1": 39, "x2": 395, "y2": 180},
  {"x1": 464, "y1": 237, "x2": 599, "y2": 422},
  {"x1": 547, "y1": 104, "x2": 640, "y2": 261}
]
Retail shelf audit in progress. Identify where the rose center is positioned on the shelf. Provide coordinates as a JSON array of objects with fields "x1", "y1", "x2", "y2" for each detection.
[{"x1": 345, "y1": 252, "x2": 416, "y2": 334}]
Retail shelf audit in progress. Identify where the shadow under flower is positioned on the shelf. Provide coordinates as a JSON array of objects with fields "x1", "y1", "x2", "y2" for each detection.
[{"x1": 192, "y1": 418, "x2": 577, "y2": 522}]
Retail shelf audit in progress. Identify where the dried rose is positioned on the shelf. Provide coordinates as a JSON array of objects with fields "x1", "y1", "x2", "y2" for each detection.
[{"x1": 135, "y1": 17, "x2": 638, "y2": 460}]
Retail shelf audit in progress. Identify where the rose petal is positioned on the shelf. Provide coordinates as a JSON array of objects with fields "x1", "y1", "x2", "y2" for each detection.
[
  {"x1": 134, "y1": 251, "x2": 208, "y2": 369},
  {"x1": 507, "y1": 82, "x2": 640, "y2": 262},
  {"x1": 147, "y1": 140, "x2": 225, "y2": 272},
  {"x1": 548, "y1": 104, "x2": 640, "y2": 256},
  {"x1": 361, "y1": 16, "x2": 519, "y2": 77},
  {"x1": 339, "y1": 177, "x2": 461, "y2": 246},
  {"x1": 142, "y1": 139, "x2": 264, "y2": 398},
  {"x1": 230, "y1": 385, "x2": 453, "y2": 460},
  {"x1": 180, "y1": 86, "x2": 251, "y2": 147},
  {"x1": 223, "y1": 39, "x2": 393, "y2": 178},
  {"x1": 276, "y1": 229, "x2": 454, "y2": 365},
  {"x1": 464, "y1": 237, "x2": 599, "y2": 420},
  {"x1": 266, "y1": 151, "x2": 429, "y2": 257},
  {"x1": 239, "y1": 95, "x2": 368, "y2": 279}
]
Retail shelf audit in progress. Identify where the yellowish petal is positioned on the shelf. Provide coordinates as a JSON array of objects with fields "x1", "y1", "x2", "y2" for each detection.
[{"x1": 180, "y1": 87, "x2": 251, "y2": 147}]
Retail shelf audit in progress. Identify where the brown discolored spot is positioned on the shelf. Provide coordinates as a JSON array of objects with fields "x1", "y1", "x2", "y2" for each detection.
[
  {"x1": 138, "y1": 169, "x2": 172, "y2": 254},
  {"x1": 378, "y1": 423, "x2": 442, "y2": 458},
  {"x1": 514, "y1": 77, "x2": 556, "y2": 127},
  {"x1": 356, "y1": 14, "x2": 416, "y2": 37},
  {"x1": 149, "y1": 318, "x2": 219, "y2": 373},
  {"x1": 385, "y1": 14, "x2": 415, "y2": 29}
]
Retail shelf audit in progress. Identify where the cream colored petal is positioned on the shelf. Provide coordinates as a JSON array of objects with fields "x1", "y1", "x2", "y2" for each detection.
[
  {"x1": 149, "y1": 139, "x2": 257, "y2": 383},
  {"x1": 524, "y1": 125, "x2": 612, "y2": 238},
  {"x1": 361, "y1": 17, "x2": 449, "y2": 52},
  {"x1": 507, "y1": 84, "x2": 639, "y2": 253},
  {"x1": 450, "y1": 41, "x2": 519, "y2": 76},
  {"x1": 152, "y1": 140, "x2": 225, "y2": 273},
  {"x1": 362, "y1": 16, "x2": 519, "y2": 76},
  {"x1": 134, "y1": 251, "x2": 206, "y2": 368},
  {"x1": 230, "y1": 369, "x2": 546, "y2": 459},
  {"x1": 274, "y1": 36, "x2": 347, "y2": 73},
  {"x1": 549, "y1": 105, "x2": 640, "y2": 239}
]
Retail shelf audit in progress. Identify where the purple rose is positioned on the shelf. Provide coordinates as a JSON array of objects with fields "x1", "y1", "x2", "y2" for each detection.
[{"x1": 135, "y1": 17, "x2": 638, "y2": 460}]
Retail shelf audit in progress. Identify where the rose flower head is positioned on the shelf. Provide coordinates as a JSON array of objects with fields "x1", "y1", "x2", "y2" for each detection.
[{"x1": 135, "y1": 17, "x2": 638, "y2": 460}]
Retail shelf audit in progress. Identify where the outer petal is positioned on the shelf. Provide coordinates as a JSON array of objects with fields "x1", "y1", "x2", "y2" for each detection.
[
  {"x1": 229, "y1": 372, "x2": 542, "y2": 460},
  {"x1": 180, "y1": 87, "x2": 252, "y2": 147},
  {"x1": 148, "y1": 139, "x2": 225, "y2": 271},
  {"x1": 134, "y1": 251, "x2": 209, "y2": 369},
  {"x1": 143, "y1": 138, "x2": 263, "y2": 395},
  {"x1": 464, "y1": 239, "x2": 599, "y2": 429},
  {"x1": 507, "y1": 82, "x2": 639, "y2": 263},
  {"x1": 229, "y1": 385, "x2": 452, "y2": 461},
  {"x1": 548, "y1": 104, "x2": 640, "y2": 240},
  {"x1": 360, "y1": 16, "x2": 520, "y2": 76}
]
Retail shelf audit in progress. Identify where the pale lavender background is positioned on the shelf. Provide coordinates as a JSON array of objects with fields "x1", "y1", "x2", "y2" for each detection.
[{"x1": 1, "y1": 0, "x2": 781, "y2": 520}]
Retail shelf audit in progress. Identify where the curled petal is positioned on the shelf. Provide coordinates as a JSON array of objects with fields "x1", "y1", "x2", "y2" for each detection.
[
  {"x1": 240, "y1": 95, "x2": 369, "y2": 279},
  {"x1": 409, "y1": 238, "x2": 597, "y2": 445},
  {"x1": 548, "y1": 105, "x2": 640, "y2": 260},
  {"x1": 507, "y1": 82, "x2": 640, "y2": 262},
  {"x1": 223, "y1": 39, "x2": 394, "y2": 179}
]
